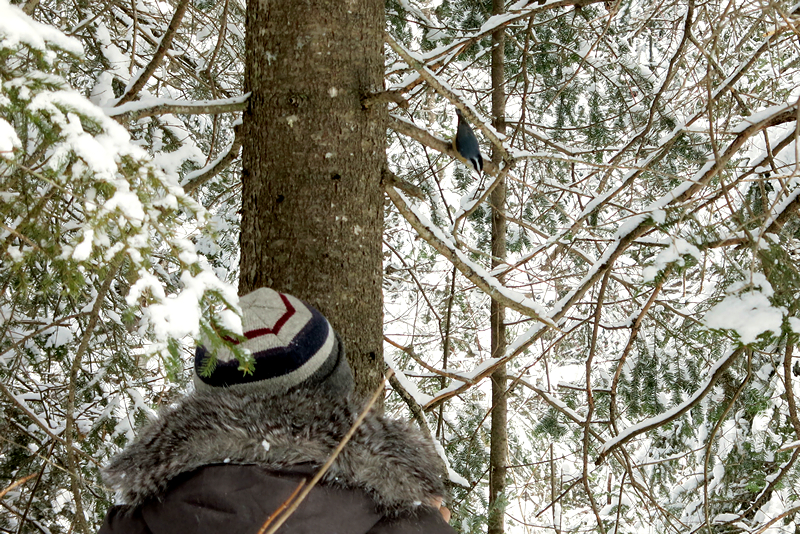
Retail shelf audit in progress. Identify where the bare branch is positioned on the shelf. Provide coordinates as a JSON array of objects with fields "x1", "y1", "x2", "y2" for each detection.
[
  {"x1": 109, "y1": 95, "x2": 249, "y2": 122},
  {"x1": 115, "y1": 0, "x2": 190, "y2": 106},
  {"x1": 183, "y1": 121, "x2": 244, "y2": 194},
  {"x1": 384, "y1": 183, "x2": 558, "y2": 328}
]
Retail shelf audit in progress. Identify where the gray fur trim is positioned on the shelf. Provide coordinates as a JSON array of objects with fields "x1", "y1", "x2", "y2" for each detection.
[{"x1": 102, "y1": 387, "x2": 447, "y2": 515}]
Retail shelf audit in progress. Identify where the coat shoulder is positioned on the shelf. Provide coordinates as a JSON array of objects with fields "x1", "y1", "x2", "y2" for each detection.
[{"x1": 102, "y1": 387, "x2": 448, "y2": 516}]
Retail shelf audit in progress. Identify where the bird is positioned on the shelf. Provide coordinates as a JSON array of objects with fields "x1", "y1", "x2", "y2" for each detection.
[{"x1": 452, "y1": 108, "x2": 483, "y2": 178}]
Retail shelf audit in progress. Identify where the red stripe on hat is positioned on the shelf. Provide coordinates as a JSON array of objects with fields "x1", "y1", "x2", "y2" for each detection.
[{"x1": 228, "y1": 293, "x2": 296, "y2": 344}]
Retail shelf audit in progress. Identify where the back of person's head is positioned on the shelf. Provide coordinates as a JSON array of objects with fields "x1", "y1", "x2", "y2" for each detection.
[{"x1": 194, "y1": 287, "x2": 353, "y2": 397}]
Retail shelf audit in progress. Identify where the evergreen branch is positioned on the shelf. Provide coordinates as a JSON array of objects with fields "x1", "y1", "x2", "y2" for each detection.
[
  {"x1": 517, "y1": 378, "x2": 605, "y2": 443},
  {"x1": 609, "y1": 268, "x2": 670, "y2": 435},
  {"x1": 0, "y1": 221, "x2": 42, "y2": 252},
  {"x1": 620, "y1": 0, "x2": 694, "y2": 168},
  {"x1": 0, "y1": 380, "x2": 98, "y2": 465},
  {"x1": 733, "y1": 346, "x2": 800, "y2": 521},
  {"x1": 109, "y1": 1, "x2": 234, "y2": 99},
  {"x1": 387, "y1": 0, "x2": 608, "y2": 90},
  {"x1": 687, "y1": 32, "x2": 749, "y2": 114},
  {"x1": 547, "y1": 103, "x2": 799, "y2": 347},
  {"x1": 691, "y1": 126, "x2": 797, "y2": 217},
  {"x1": 702, "y1": 349, "x2": 752, "y2": 531},
  {"x1": 675, "y1": 105, "x2": 799, "y2": 203},
  {"x1": 420, "y1": 207, "x2": 665, "y2": 409},
  {"x1": 574, "y1": 30, "x2": 794, "y2": 233},
  {"x1": 14, "y1": 440, "x2": 54, "y2": 533},
  {"x1": 597, "y1": 347, "x2": 746, "y2": 464},
  {"x1": 0, "y1": 500, "x2": 50, "y2": 534},
  {"x1": 727, "y1": 348, "x2": 800, "y2": 520}
]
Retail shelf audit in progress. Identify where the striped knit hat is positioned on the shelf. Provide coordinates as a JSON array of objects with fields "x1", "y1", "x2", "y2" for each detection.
[{"x1": 194, "y1": 287, "x2": 352, "y2": 396}]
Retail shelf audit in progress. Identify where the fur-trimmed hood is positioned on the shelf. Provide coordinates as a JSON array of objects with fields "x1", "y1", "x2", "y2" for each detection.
[{"x1": 103, "y1": 386, "x2": 447, "y2": 515}]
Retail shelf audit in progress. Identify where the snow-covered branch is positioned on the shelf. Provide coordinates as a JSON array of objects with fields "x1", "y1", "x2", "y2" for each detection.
[
  {"x1": 385, "y1": 184, "x2": 557, "y2": 328},
  {"x1": 108, "y1": 94, "x2": 249, "y2": 122}
]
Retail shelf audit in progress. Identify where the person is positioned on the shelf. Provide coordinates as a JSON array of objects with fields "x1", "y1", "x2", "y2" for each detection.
[{"x1": 98, "y1": 287, "x2": 456, "y2": 534}]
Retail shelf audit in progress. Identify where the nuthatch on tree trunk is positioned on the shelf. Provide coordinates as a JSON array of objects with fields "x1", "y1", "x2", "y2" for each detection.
[{"x1": 453, "y1": 108, "x2": 483, "y2": 177}]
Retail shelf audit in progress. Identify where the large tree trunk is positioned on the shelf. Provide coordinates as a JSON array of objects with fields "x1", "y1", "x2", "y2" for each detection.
[
  {"x1": 239, "y1": 0, "x2": 386, "y2": 399},
  {"x1": 488, "y1": 0, "x2": 508, "y2": 532}
]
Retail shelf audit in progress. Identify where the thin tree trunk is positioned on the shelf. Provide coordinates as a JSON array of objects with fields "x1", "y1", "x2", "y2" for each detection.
[
  {"x1": 239, "y1": 0, "x2": 386, "y2": 399},
  {"x1": 488, "y1": 0, "x2": 508, "y2": 532}
]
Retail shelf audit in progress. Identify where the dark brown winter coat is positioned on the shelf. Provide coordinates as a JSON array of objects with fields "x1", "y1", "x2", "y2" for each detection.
[{"x1": 98, "y1": 386, "x2": 457, "y2": 534}]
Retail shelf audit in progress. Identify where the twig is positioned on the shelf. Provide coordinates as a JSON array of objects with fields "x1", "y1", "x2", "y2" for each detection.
[
  {"x1": 0, "y1": 473, "x2": 37, "y2": 500},
  {"x1": 255, "y1": 479, "x2": 307, "y2": 534},
  {"x1": 381, "y1": 168, "x2": 425, "y2": 200},
  {"x1": 582, "y1": 270, "x2": 611, "y2": 532},
  {"x1": 384, "y1": 336, "x2": 467, "y2": 382},
  {"x1": 259, "y1": 370, "x2": 394, "y2": 534}
]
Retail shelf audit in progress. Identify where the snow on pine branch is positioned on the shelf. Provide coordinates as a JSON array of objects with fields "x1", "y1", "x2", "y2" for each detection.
[{"x1": 1, "y1": 6, "x2": 243, "y2": 529}]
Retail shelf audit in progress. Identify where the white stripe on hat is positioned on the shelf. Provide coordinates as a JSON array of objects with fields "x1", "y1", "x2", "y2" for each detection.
[
  {"x1": 244, "y1": 293, "x2": 314, "y2": 355},
  {"x1": 251, "y1": 321, "x2": 335, "y2": 391}
]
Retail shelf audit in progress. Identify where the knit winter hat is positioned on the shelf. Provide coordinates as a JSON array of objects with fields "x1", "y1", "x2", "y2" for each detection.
[{"x1": 194, "y1": 287, "x2": 353, "y2": 396}]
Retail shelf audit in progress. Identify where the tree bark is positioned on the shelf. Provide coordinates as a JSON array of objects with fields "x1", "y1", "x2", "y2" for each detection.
[
  {"x1": 488, "y1": 0, "x2": 508, "y2": 533},
  {"x1": 239, "y1": 0, "x2": 386, "y2": 400}
]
